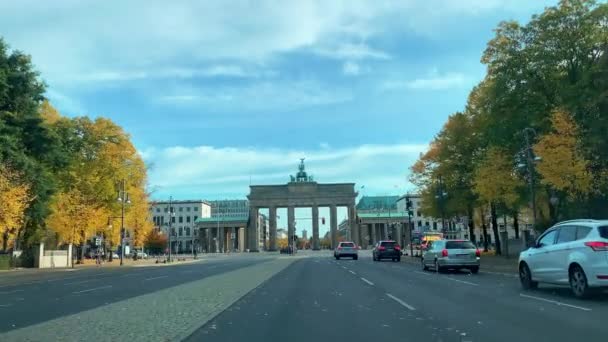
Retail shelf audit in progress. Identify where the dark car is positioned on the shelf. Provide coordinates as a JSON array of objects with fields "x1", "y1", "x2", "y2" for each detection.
[{"x1": 373, "y1": 240, "x2": 401, "y2": 262}]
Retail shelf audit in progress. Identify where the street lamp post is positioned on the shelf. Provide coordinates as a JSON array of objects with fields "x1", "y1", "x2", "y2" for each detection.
[
  {"x1": 168, "y1": 196, "x2": 174, "y2": 262},
  {"x1": 117, "y1": 180, "x2": 131, "y2": 266},
  {"x1": 435, "y1": 176, "x2": 448, "y2": 235}
]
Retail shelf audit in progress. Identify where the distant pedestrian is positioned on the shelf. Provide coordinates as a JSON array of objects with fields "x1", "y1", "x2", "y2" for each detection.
[{"x1": 95, "y1": 250, "x2": 102, "y2": 266}]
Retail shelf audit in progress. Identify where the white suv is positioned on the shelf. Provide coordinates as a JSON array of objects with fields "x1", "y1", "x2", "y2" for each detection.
[{"x1": 518, "y1": 219, "x2": 608, "y2": 298}]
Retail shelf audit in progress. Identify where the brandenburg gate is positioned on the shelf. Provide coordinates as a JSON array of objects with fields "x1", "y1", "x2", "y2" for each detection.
[{"x1": 246, "y1": 159, "x2": 359, "y2": 251}]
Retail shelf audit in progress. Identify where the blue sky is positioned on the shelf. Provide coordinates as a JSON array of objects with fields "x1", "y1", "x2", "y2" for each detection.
[{"x1": 0, "y1": 0, "x2": 558, "y2": 205}]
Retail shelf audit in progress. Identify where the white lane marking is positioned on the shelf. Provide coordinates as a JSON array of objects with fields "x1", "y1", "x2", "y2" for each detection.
[
  {"x1": 0, "y1": 289, "x2": 24, "y2": 294},
  {"x1": 64, "y1": 279, "x2": 96, "y2": 286},
  {"x1": 341, "y1": 266, "x2": 347, "y2": 269},
  {"x1": 519, "y1": 293, "x2": 592, "y2": 312},
  {"x1": 446, "y1": 277, "x2": 479, "y2": 286},
  {"x1": 484, "y1": 271, "x2": 518, "y2": 278},
  {"x1": 414, "y1": 271, "x2": 431, "y2": 276},
  {"x1": 360, "y1": 277, "x2": 374, "y2": 286},
  {"x1": 348, "y1": 270, "x2": 356, "y2": 275},
  {"x1": 144, "y1": 275, "x2": 168, "y2": 281},
  {"x1": 72, "y1": 285, "x2": 112, "y2": 294},
  {"x1": 0, "y1": 303, "x2": 12, "y2": 308},
  {"x1": 386, "y1": 293, "x2": 416, "y2": 311}
]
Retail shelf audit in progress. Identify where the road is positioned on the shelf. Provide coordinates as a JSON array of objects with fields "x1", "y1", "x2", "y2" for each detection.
[{"x1": 1, "y1": 251, "x2": 607, "y2": 341}]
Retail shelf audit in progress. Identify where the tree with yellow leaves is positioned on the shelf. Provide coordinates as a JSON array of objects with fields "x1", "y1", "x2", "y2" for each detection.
[
  {"x1": 473, "y1": 147, "x2": 524, "y2": 255},
  {"x1": 534, "y1": 110, "x2": 592, "y2": 201},
  {"x1": 0, "y1": 166, "x2": 31, "y2": 251}
]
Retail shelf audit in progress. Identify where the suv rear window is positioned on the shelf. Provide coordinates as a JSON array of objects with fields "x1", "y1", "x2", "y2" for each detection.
[
  {"x1": 446, "y1": 241, "x2": 475, "y2": 249},
  {"x1": 340, "y1": 242, "x2": 355, "y2": 247},
  {"x1": 380, "y1": 241, "x2": 396, "y2": 248},
  {"x1": 599, "y1": 226, "x2": 608, "y2": 239}
]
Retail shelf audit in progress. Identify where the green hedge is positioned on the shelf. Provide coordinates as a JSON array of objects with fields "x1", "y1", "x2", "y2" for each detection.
[{"x1": 0, "y1": 255, "x2": 11, "y2": 270}]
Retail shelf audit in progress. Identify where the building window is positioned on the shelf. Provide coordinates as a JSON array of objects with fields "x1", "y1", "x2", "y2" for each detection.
[
  {"x1": 164, "y1": 208, "x2": 168, "y2": 213},
  {"x1": 171, "y1": 228, "x2": 175, "y2": 235},
  {"x1": 186, "y1": 227, "x2": 191, "y2": 236},
  {"x1": 187, "y1": 207, "x2": 191, "y2": 212},
  {"x1": 179, "y1": 227, "x2": 183, "y2": 236},
  {"x1": 194, "y1": 207, "x2": 198, "y2": 211},
  {"x1": 186, "y1": 216, "x2": 191, "y2": 223},
  {"x1": 179, "y1": 216, "x2": 183, "y2": 223},
  {"x1": 171, "y1": 217, "x2": 176, "y2": 223},
  {"x1": 433, "y1": 222, "x2": 437, "y2": 230},
  {"x1": 418, "y1": 221, "x2": 422, "y2": 227},
  {"x1": 194, "y1": 216, "x2": 198, "y2": 222},
  {"x1": 161, "y1": 216, "x2": 165, "y2": 225},
  {"x1": 417, "y1": 211, "x2": 421, "y2": 217},
  {"x1": 156, "y1": 208, "x2": 160, "y2": 213},
  {"x1": 179, "y1": 207, "x2": 183, "y2": 212}
]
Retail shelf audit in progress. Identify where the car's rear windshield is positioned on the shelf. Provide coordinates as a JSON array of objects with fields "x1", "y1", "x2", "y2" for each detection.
[
  {"x1": 341, "y1": 242, "x2": 355, "y2": 247},
  {"x1": 446, "y1": 241, "x2": 476, "y2": 249},
  {"x1": 599, "y1": 226, "x2": 608, "y2": 239},
  {"x1": 380, "y1": 241, "x2": 396, "y2": 247}
]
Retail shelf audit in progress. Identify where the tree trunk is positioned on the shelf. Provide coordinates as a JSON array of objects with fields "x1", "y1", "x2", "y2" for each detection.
[
  {"x1": 491, "y1": 203, "x2": 501, "y2": 255},
  {"x1": 513, "y1": 213, "x2": 520, "y2": 239},
  {"x1": 481, "y1": 207, "x2": 489, "y2": 252},
  {"x1": 467, "y1": 205, "x2": 476, "y2": 243}
]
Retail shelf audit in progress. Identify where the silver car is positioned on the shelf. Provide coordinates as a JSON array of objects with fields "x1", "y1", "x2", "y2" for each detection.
[
  {"x1": 421, "y1": 239, "x2": 480, "y2": 273},
  {"x1": 519, "y1": 219, "x2": 608, "y2": 298},
  {"x1": 334, "y1": 241, "x2": 358, "y2": 260}
]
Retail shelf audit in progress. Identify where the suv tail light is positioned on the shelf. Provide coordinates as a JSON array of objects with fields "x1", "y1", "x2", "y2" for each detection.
[
  {"x1": 394, "y1": 245, "x2": 401, "y2": 251},
  {"x1": 441, "y1": 249, "x2": 448, "y2": 257},
  {"x1": 585, "y1": 241, "x2": 608, "y2": 251},
  {"x1": 475, "y1": 249, "x2": 481, "y2": 257}
]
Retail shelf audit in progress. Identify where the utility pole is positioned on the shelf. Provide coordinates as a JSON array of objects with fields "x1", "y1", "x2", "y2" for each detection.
[
  {"x1": 168, "y1": 196, "x2": 173, "y2": 262},
  {"x1": 406, "y1": 195, "x2": 413, "y2": 257},
  {"x1": 523, "y1": 128, "x2": 537, "y2": 232},
  {"x1": 117, "y1": 179, "x2": 130, "y2": 266}
]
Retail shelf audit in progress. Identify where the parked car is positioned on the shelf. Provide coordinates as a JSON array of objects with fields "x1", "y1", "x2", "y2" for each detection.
[
  {"x1": 334, "y1": 241, "x2": 358, "y2": 260},
  {"x1": 422, "y1": 239, "x2": 480, "y2": 273},
  {"x1": 372, "y1": 240, "x2": 401, "y2": 262},
  {"x1": 518, "y1": 219, "x2": 608, "y2": 298}
]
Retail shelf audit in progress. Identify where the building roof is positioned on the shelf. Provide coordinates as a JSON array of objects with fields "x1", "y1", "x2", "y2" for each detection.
[
  {"x1": 358, "y1": 212, "x2": 407, "y2": 219},
  {"x1": 397, "y1": 193, "x2": 421, "y2": 202},
  {"x1": 356, "y1": 195, "x2": 400, "y2": 210},
  {"x1": 151, "y1": 199, "x2": 211, "y2": 205},
  {"x1": 195, "y1": 215, "x2": 248, "y2": 223}
]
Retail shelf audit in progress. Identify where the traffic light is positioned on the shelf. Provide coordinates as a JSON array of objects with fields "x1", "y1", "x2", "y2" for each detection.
[{"x1": 406, "y1": 196, "x2": 412, "y2": 210}]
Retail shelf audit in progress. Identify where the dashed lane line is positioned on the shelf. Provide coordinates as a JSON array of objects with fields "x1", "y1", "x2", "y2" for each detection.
[
  {"x1": 143, "y1": 275, "x2": 168, "y2": 281},
  {"x1": 360, "y1": 277, "x2": 374, "y2": 286},
  {"x1": 386, "y1": 293, "x2": 416, "y2": 311},
  {"x1": 446, "y1": 277, "x2": 479, "y2": 286},
  {"x1": 348, "y1": 270, "x2": 356, "y2": 275},
  {"x1": 519, "y1": 293, "x2": 592, "y2": 312},
  {"x1": 72, "y1": 285, "x2": 112, "y2": 294}
]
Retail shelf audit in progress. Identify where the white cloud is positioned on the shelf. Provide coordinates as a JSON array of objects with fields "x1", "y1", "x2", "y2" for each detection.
[
  {"x1": 0, "y1": 0, "x2": 552, "y2": 87},
  {"x1": 382, "y1": 69, "x2": 471, "y2": 91},
  {"x1": 157, "y1": 80, "x2": 352, "y2": 110},
  {"x1": 342, "y1": 61, "x2": 361, "y2": 76},
  {"x1": 142, "y1": 143, "x2": 427, "y2": 200}
]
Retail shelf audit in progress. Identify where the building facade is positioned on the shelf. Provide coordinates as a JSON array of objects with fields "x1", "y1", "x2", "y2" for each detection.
[
  {"x1": 150, "y1": 200, "x2": 212, "y2": 253},
  {"x1": 395, "y1": 194, "x2": 466, "y2": 240}
]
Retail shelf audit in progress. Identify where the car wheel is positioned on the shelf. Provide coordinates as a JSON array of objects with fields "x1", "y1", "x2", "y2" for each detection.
[
  {"x1": 519, "y1": 263, "x2": 538, "y2": 290},
  {"x1": 397, "y1": 257, "x2": 401, "y2": 262},
  {"x1": 470, "y1": 266, "x2": 479, "y2": 274},
  {"x1": 421, "y1": 258, "x2": 428, "y2": 271},
  {"x1": 336, "y1": 256, "x2": 340, "y2": 260},
  {"x1": 434, "y1": 260, "x2": 441, "y2": 273},
  {"x1": 569, "y1": 265, "x2": 591, "y2": 299}
]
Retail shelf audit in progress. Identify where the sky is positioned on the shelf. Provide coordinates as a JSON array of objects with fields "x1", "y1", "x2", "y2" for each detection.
[{"x1": 0, "y1": 0, "x2": 558, "y2": 207}]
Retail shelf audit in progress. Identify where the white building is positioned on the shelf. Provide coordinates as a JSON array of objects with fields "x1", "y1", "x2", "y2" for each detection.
[
  {"x1": 150, "y1": 200, "x2": 211, "y2": 253},
  {"x1": 395, "y1": 194, "x2": 467, "y2": 240}
]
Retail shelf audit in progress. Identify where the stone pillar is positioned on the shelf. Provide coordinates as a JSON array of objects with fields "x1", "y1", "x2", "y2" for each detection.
[
  {"x1": 312, "y1": 205, "x2": 320, "y2": 250},
  {"x1": 248, "y1": 207, "x2": 259, "y2": 252},
  {"x1": 269, "y1": 207, "x2": 277, "y2": 251},
  {"x1": 382, "y1": 223, "x2": 388, "y2": 240},
  {"x1": 348, "y1": 205, "x2": 359, "y2": 247},
  {"x1": 219, "y1": 226, "x2": 225, "y2": 253},
  {"x1": 287, "y1": 206, "x2": 295, "y2": 247},
  {"x1": 330, "y1": 205, "x2": 338, "y2": 249}
]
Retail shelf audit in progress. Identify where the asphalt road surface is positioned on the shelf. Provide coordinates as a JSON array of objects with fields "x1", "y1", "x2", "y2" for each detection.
[{"x1": 1, "y1": 251, "x2": 607, "y2": 342}]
